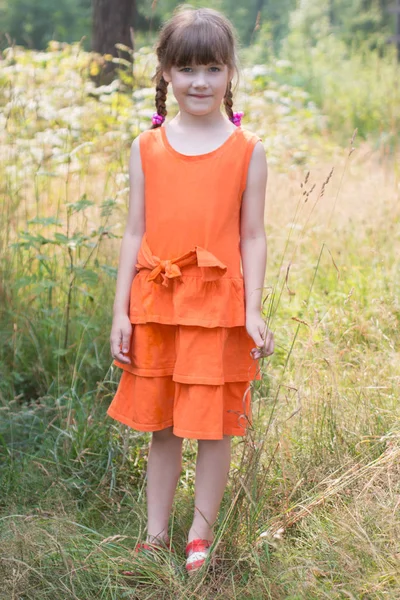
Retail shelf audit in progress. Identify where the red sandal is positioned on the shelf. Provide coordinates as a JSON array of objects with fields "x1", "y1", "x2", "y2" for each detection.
[
  {"x1": 185, "y1": 539, "x2": 216, "y2": 573},
  {"x1": 135, "y1": 540, "x2": 175, "y2": 554},
  {"x1": 120, "y1": 540, "x2": 175, "y2": 576}
]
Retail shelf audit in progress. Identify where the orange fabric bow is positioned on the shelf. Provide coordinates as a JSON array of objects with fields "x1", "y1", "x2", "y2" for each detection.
[{"x1": 135, "y1": 233, "x2": 227, "y2": 287}]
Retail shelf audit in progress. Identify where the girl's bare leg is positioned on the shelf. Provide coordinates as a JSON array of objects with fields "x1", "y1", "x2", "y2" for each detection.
[
  {"x1": 187, "y1": 435, "x2": 231, "y2": 544},
  {"x1": 146, "y1": 426, "x2": 183, "y2": 544}
]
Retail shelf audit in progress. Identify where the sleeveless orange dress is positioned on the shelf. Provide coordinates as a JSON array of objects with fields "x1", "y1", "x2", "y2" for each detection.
[{"x1": 106, "y1": 124, "x2": 262, "y2": 440}]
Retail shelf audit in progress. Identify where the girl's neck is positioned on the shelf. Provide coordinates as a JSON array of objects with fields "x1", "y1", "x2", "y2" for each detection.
[{"x1": 172, "y1": 109, "x2": 234, "y2": 133}]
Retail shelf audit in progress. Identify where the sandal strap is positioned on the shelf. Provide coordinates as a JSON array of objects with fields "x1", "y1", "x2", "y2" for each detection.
[
  {"x1": 135, "y1": 542, "x2": 159, "y2": 552},
  {"x1": 186, "y1": 555, "x2": 208, "y2": 571},
  {"x1": 136, "y1": 541, "x2": 175, "y2": 553},
  {"x1": 185, "y1": 538, "x2": 212, "y2": 555}
]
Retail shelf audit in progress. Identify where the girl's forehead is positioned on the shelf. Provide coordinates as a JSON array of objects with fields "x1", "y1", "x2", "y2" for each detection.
[{"x1": 172, "y1": 61, "x2": 227, "y2": 68}]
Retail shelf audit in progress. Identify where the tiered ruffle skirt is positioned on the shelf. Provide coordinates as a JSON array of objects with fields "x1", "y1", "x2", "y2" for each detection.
[
  {"x1": 106, "y1": 234, "x2": 261, "y2": 440},
  {"x1": 107, "y1": 322, "x2": 261, "y2": 440}
]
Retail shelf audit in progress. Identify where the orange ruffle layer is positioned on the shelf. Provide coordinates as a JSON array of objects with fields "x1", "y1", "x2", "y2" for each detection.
[
  {"x1": 129, "y1": 274, "x2": 245, "y2": 327},
  {"x1": 107, "y1": 371, "x2": 253, "y2": 440},
  {"x1": 128, "y1": 233, "x2": 246, "y2": 328},
  {"x1": 113, "y1": 323, "x2": 261, "y2": 385}
]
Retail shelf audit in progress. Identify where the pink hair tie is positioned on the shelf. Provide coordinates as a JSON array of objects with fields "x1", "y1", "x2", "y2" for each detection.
[
  {"x1": 231, "y1": 111, "x2": 244, "y2": 127},
  {"x1": 152, "y1": 112, "x2": 165, "y2": 126}
]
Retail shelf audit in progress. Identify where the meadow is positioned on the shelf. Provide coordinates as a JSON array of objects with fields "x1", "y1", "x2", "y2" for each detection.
[{"x1": 1, "y1": 41, "x2": 400, "y2": 599}]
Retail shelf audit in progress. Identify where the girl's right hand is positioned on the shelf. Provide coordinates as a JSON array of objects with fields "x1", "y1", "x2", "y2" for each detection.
[{"x1": 110, "y1": 313, "x2": 133, "y2": 364}]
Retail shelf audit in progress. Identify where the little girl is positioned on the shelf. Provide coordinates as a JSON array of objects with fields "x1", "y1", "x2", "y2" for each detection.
[{"x1": 107, "y1": 6, "x2": 274, "y2": 574}]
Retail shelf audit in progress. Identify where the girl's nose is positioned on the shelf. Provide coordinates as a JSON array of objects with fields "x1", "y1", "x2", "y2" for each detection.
[{"x1": 193, "y1": 72, "x2": 208, "y2": 87}]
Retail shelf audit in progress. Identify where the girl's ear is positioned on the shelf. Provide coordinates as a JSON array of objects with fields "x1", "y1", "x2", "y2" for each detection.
[{"x1": 162, "y1": 69, "x2": 172, "y2": 83}]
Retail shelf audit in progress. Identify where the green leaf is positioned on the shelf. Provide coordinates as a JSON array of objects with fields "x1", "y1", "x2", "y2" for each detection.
[
  {"x1": 35, "y1": 253, "x2": 51, "y2": 261},
  {"x1": 73, "y1": 267, "x2": 99, "y2": 285},
  {"x1": 27, "y1": 216, "x2": 63, "y2": 227},
  {"x1": 67, "y1": 194, "x2": 95, "y2": 214},
  {"x1": 100, "y1": 264, "x2": 117, "y2": 278},
  {"x1": 75, "y1": 286, "x2": 95, "y2": 301},
  {"x1": 12, "y1": 231, "x2": 52, "y2": 247},
  {"x1": 53, "y1": 348, "x2": 70, "y2": 357},
  {"x1": 33, "y1": 280, "x2": 58, "y2": 292},
  {"x1": 70, "y1": 233, "x2": 89, "y2": 244},
  {"x1": 100, "y1": 198, "x2": 117, "y2": 217},
  {"x1": 36, "y1": 170, "x2": 58, "y2": 177},
  {"x1": 53, "y1": 233, "x2": 70, "y2": 244},
  {"x1": 14, "y1": 275, "x2": 36, "y2": 289}
]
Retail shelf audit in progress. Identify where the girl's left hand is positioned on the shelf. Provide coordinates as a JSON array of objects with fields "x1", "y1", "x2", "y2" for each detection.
[{"x1": 246, "y1": 312, "x2": 274, "y2": 360}]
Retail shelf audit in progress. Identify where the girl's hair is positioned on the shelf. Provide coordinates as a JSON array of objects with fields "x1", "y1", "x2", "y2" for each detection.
[{"x1": 151, "y1": 6, "x2": 240, "y2": 129}]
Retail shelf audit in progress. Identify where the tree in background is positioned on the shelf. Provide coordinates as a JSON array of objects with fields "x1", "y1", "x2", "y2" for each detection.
[
  {"x1": 339, "y1": 0, "x2": 394, "y2": 51},
  {"x1": 287, "y1": 0, "x2": 393, "y2": 52},
  {"x1": 92, "y1": 0, "x2": 135, "y2": 56},
  {"x1": 0, "y1": 0, "x2": 91, "y2": 49},
  {"x1": 142, "y1": 0, "x2": 296, "y2": 50}
]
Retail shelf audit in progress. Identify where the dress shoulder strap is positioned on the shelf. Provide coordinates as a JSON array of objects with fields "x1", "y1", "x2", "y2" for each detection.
[
  {"x1": 137, "y1": 128, "x2": 163, "y2": 175},
  {"x1": 235, "y1": 127, "x2": 264, "y2": 194}
]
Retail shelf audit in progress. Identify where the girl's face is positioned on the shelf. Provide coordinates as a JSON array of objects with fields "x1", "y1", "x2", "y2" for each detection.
[{"x1": 163, "y1": 63, "x2": 232, "y2": 118}]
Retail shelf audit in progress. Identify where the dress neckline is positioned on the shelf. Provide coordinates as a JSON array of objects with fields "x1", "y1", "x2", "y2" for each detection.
[{"x1": 160, "y1": 124, "x2": 240, "y2": 161}]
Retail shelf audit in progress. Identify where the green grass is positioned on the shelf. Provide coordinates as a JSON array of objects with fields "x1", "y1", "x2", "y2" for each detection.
[{"x1": 1, "y1": 41, "x2": 400, "y2": 598}]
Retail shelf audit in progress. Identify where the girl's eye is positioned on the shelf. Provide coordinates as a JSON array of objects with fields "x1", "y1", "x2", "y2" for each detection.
[{"x1": 179, "y1": 66, "x2": 221, "y2": 72}]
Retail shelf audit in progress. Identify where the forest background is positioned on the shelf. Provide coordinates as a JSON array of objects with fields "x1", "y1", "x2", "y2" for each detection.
[
  {"x1": 0, "y1": 0, "x2": 397, "y2": 55},
  {"x1": 1, "y1": 1, "x2": 400, "y2": 598}
]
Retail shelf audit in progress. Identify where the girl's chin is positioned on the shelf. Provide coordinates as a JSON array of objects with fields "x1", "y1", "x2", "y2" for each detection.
[{"x1": 179, "y1": 105, "x2": 220, "y2": 117}]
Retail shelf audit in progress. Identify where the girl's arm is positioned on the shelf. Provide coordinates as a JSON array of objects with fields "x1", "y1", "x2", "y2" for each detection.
[
  {"x1": 110, "y1": 136, "x2": 145, "y2": 363},
  {"x1": 240, "y1": 141, "x2": 274, "y2": 358}
]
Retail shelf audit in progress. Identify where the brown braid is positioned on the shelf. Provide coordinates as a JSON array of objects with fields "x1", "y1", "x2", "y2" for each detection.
[
  {"x1": 224, "y1": 81, "x2": 234, "y2": 123},
  {"x1": 151, "y1": 71, "x2": 168, "y2": 130}
]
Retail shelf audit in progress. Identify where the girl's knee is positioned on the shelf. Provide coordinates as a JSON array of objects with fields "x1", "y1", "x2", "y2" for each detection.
[
  {"x1": 152, "y1": 426, "x2": 181, "y2": 443},
  {"x1": 198, "y1": 435, "x2": 231, "y2": 444}
]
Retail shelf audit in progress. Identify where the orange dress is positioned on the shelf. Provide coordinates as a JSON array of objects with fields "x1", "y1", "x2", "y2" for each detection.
[{"x1": 106, "y1": 124, "x2": 262, "y2": 440}]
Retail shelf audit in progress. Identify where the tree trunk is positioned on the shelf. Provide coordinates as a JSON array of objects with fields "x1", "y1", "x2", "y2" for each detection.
[
  {"x1": 388, "y1": 0, "x2": 400, "y2": 61},
  {"x1": 254, "y1": 0, "x2": 266, "y2": 26},
  {"x1": 328, "y1": 0, "x2": 335, "y2": 26},
  {"x1": 248, "y1": 0, "x2": 266, "y2": 43},
  {"x1": 92, "y1": 0, "x2": 135, "y2": 56}
]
